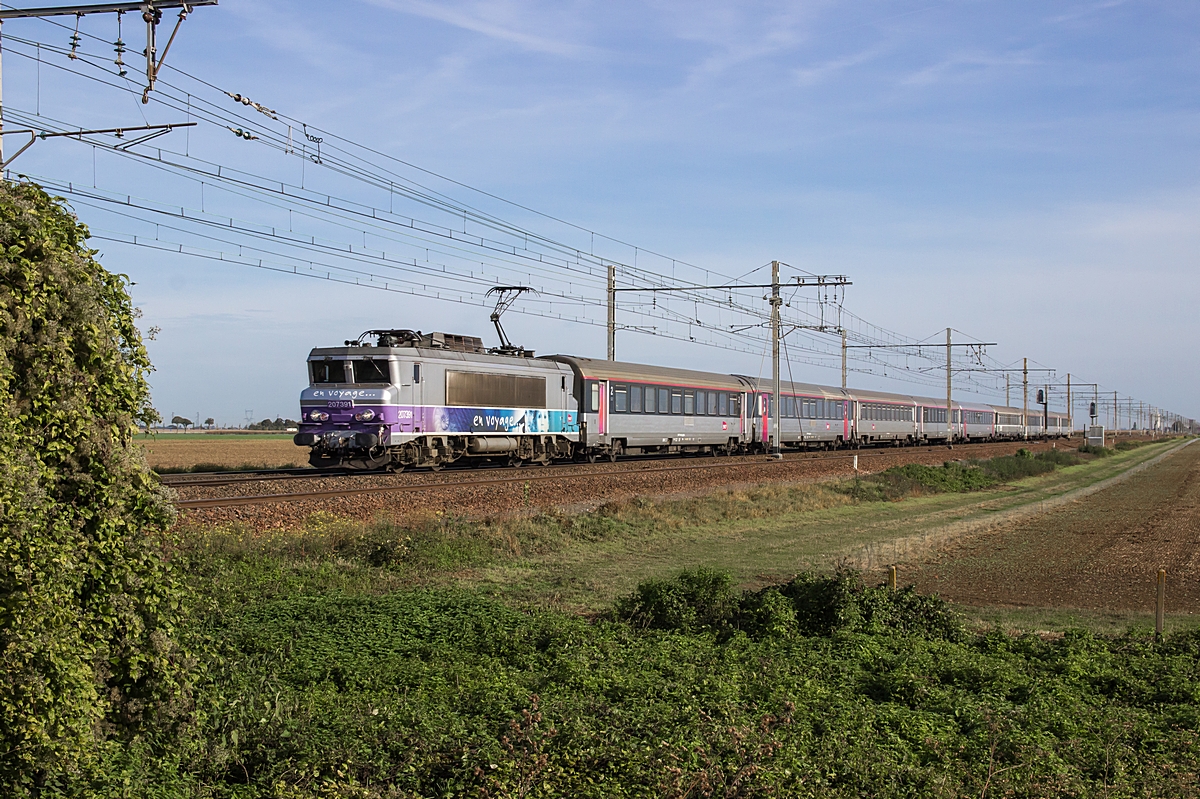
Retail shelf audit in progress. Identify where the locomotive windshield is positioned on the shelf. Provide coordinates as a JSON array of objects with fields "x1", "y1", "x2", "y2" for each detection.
[
  {"x1": 311, "y1": 360, "x2": 346, "y2": 384},
  {"x1": 351, "y1": 359, "x2": 390, "y2": 383}
]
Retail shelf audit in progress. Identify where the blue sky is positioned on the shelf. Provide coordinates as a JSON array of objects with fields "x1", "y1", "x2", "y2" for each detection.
[{"x1": 2, "y1": 0, "x2": 1196, "y2": 425}]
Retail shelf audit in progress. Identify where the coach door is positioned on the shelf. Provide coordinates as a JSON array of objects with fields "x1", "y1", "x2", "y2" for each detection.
[
  {"x1": 843, "y1": 400, "x2": 850, "y2": 441},
  {"x1": 760, "y1": 393, "x2": 770, "y2": 445},
  {"x1": 596, "y1": 380, "x2": 608, "y2": 439}
]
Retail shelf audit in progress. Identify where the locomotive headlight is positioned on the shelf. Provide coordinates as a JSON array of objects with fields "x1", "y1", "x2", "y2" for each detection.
[
  {"x1": 354, "y1": 409, "x2": 376, "y2": 422},
  {"x1": 309, "y1": 410, "x2": 330, "y2": 422}
]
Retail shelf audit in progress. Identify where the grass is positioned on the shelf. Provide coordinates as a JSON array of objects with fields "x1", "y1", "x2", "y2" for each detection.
[
  {"x1": 956, "y1": 604, "x2": 1200, "y2": 636},
  {"x1": 181, "y1": 438, "x2": 1183, "y2": 614}
]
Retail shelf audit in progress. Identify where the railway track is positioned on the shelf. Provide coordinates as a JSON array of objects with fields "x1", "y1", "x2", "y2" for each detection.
[
  {"x1": 173, "y1": 438, "x2": 1071, "y2": 509},
  {"x1": 158, "y1": 467, "x2": 347, "y2": 488},
  {"x1": 161, "y1": 437, "x2": 1081, "y2": 489}
]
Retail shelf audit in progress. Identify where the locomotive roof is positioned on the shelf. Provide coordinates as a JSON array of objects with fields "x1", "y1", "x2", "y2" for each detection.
[
  {"x1": 543, "y1": 356, "x2": 746, "y2": 390},
  {"x1": 308, "y1": 346, "x2": 573, "y2": 372}
]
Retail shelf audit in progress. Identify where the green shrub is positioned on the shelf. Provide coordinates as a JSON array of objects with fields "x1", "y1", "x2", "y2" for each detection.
[
  {"x1": 975, "y1": 449, "x2": 1080, "y2": 481},
  {"x1": 613, "y1": 569, "x2": 964, "y2": 643},
  {"x1": 612, "y1": 567, "x2": 739, "y2": 633},
  {"x1": 763, "y1": 570, "x2": 963, "y2": 641},
  {"x1": 0, "y1": 182, "x2": 190, "y2": 794},
  {"x1": 1078, "y1": 443, "x2": 1115, "y2": 456},
  {"x1": 875, "y1": 461, "x2": 996, "y2": 494}
]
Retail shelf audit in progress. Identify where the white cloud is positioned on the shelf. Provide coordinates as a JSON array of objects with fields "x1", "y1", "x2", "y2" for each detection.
[
  {"x1": 793, "y1": 47, "x2": 886, "y2": 86},
  {"x1": 364, "y1": 0, "x2": 605, "y2": 58},
  {"x1": 897, "y1": 49, "x2": 1041, "y2": 87}
]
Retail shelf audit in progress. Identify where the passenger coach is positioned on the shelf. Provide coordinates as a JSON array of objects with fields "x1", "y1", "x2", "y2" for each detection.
[{"x1": 545, "y1": 356, "x2": 746, "y2": 460}]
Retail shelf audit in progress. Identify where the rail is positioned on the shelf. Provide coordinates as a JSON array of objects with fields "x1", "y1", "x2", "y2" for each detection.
[{"x1": 174, "y1": 438, "x2": 1073, "y2": 509}]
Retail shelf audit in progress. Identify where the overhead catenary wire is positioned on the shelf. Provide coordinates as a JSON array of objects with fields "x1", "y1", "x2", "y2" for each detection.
[{"x1": 0, "y1": 27, "x2": 1183, "y2": 418}]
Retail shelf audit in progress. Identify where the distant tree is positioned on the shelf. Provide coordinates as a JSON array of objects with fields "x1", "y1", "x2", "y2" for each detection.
[
  {"x1": 170, "y1": 415, "x2": 192, "y2": 429},
  {"x1": 0, "y1": 181, "x2": 190, "y2": 793},
  {"x1": 204, "y1": 417, "x2": 215, "y2": 428},
  {"x1": 247, "y1": 417, "x2": 299, "y2": 431}
]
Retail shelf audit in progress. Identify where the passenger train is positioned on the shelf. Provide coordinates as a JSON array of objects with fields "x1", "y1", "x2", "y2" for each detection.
[{"x1": 293, "y1": 329, "x2": 1071, "y2": 471}]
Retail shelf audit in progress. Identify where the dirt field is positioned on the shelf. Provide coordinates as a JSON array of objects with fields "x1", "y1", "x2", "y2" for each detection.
[
  {"x1": 139, "y1": 434, "x2": 308, "y2": 470},
  {"x1": 908, "y1": 440, "x2": 1200, "y2": 614}
]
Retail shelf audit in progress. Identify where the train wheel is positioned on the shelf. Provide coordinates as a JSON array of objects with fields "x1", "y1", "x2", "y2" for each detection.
[
  {"x1": 508, "y1": 456, "x2": 526, "y2": 468},
  {"x1": 587, "y1": 451, "x2": 600, "y2": 464},
  {"x1": 428, "y1": 462, "x2": 443, "y2": 472}
]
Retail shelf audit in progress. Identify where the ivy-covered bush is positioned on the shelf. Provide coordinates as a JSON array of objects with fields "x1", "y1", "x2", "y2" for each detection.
[{"x1": 0, "y1": 182, "x2": 190, "y2": 794}]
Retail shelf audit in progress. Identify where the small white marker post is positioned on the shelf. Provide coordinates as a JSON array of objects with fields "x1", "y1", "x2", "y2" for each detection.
[
  {"x1": 853, "y1": 454, "x2": 859, "y2": 473},
  {"x1": 1156, "y1": 569, "x2": 1166, "y2": 641}
]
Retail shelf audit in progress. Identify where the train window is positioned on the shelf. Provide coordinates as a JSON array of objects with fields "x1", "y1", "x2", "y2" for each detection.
[
  {"x1": 312, "y1": 360, "x2": 346, "y2": 384},
  {"x1": 351, "y1": 359, "x2": 389, "y2": 383},
  {"x1": 731, "y1": 395, "x2": 740, "y2": 416},
  {"x1": 683, "y1": 391, "x2": 695, "y2": 415},
  {"x1": 705, "y1": 391, "x2": 715, "y2": 416},
  {"x1": 661, "y1": 388, "x2": 672, "y2": 415},
  {"x1": 613, "y1": 386, "x2": 628, "y2": 413},
  {"x1": 719, "y1": 393, "x2": 728, "y2": 416},
  {"x1": 671, "y1": 390, "x2": 683, "y2": 415},
  {"x1": 590, "y1": 382, "x2": 600, "y2": 413},
  {"x1": 630, "y1": 385, "x2": 642, "y2": 413},
  {"x1": 644, "y1": 386, "x2": 657, "y2": 414}
]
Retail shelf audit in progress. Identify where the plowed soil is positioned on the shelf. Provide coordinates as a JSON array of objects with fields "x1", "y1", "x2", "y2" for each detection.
[
  {"x1": 141, "y1": 435, "x2": 307, "y2": 470},
  {"x1": 909, "y1": 441, "x2": 1200, "y2": 613}
]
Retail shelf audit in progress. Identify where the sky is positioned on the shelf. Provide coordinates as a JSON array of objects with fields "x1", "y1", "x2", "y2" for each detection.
[{"x1": 1, "y1": 0, "x2": 1196, "y2": 426}]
